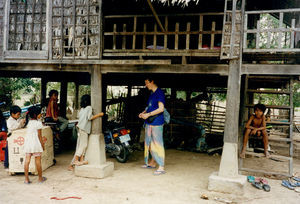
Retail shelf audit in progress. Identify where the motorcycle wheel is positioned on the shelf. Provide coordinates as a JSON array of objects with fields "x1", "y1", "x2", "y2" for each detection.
[{"x1": 115, "y1": 144, "x2": 129, "y2": 163}]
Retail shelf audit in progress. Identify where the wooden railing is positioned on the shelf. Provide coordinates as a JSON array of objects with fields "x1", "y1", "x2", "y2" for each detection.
[
  {"x1": 103, "y1": 13, "x2": 224, "y2": 57},
  {"x1": 243, "y1": 9, "x2": 300, "y2": 53}
]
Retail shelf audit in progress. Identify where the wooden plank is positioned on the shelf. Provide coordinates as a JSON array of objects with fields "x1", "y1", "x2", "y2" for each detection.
[
  {"x1": 198, "y1": 15, "x2": 203, "y2": 49},
  {"x1": 153, "y1": 24, "x2": 157, "y2": 49},
  {"x1": 60, "y1": 0, "x2": 64, "y2": 58},
  {"x1": 242, "y1": 64, "x2": 300, "y2": 75},
  {"x1": 247, "y1": 89, "x2": 290, "y2": 94},
  {"x1": 175, "y1": 22, "x2": 179, "y2": 50},
  {"x1": 104, "y1": 30, "x2": 223, "y2": 36},
  {"x1": 243, "y1": 14, "x2": 248, "y2": 49},
  {"x1": 4, "y1": 50, "x2": 48, "y2": 59},
  {"x1": 48, "y1": 0, "x2": 52, "y2": 60},
  {"x1": 164, "y1": 16, "x2": 168, "y2": 49},
  {"x1": 256, "y1": 20, "x2": 260, "y2": 49},
  {"x1": 268, "y1": 137, "x2": 292, "y2": 142},
  {"x1": 143, "y1": 23, "x2": 146, "y2": 49},
  {"x1": 99, "y1": 0, "x2": 103, "y2": 59},
  {"x1": 291, "y1": 19, "x2": 295, "y2": 49},
  {"x1": 146, "y1": 0, "x2": 165, "y2": 32},
  {"x1": 240, "y1": 167, "x2": 290, "y2": 177},
  {"x1": 278, "y1": 12, "x2": 283, "y2": 49},
  {"x1": 210, "y1": 21, "x2": 215, "y2": 49},
  {"x1": 113, "y1": 24, "x2": 117, "y2": 50},
  {"x1": 186, "y1": 22, "x2": 190, "y2": 50},
  {"x1": 245, "y1": 151, "x2": 292, "y2": 161},
  {"x1": 132, "y1": 16, "x2": 137, "y2": 50},
  {"x1": 245, "y1": 8, "x2": 300, "y2": 15},
  {"x1": 245, "y1": 104, "x2": 290, "y2": 109},
  {"x1": 224, "y1": 59, "x2": 241, "y2": 143},
  {"x1": 122, "y1": 24, "x2": 126, "y2": 50},
  {"x1": 73, "y1": 0, "x2": 76, "y2": 59},
  {"x1": 104, "y1": 13, "x2": 224, "y2": 19},
  {"x1": 86, "y1": 0, "x2": 90, "y2": 59},
  {"x1": 289, "y1": 78, "x2": 294, "y2": 176}
]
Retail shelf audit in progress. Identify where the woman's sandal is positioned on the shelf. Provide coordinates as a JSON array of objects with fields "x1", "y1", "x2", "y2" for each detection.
[
  {"x1": 153, "y1": 170, "x2": 166, "y2": 175},
  {"x1": 24, "y1": 180, "x2": 32, "y2": 184},
  {"x1": 141, "y1": 164, "x2": 156, "y2": 169}
]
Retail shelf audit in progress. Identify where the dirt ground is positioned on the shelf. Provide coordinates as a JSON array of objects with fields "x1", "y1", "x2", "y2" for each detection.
[{"x1": 0, "y1": 149, "x2": 300, "y2": 204}]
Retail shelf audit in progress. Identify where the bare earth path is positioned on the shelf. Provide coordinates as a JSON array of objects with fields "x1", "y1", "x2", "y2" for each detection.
[{"x1": 0, "y1": 149, "x2": 299, "y2": 204}]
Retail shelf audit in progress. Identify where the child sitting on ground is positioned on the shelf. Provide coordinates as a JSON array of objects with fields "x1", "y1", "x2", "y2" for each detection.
[
  {"x1": 24, "y1": 106, "x2": 46, "y2": 184},
  {"x1": 68, "y1": 95, "x2": 104, "y2": 170},
  {"x1": 240, "y1": 103, "x2": 269, "y2": 158},
  {"x1": 5, "y1": 105, "x2": 26, "y2": 169}
]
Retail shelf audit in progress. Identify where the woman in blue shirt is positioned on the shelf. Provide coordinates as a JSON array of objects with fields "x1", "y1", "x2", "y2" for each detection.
[{"x1": 139, "y1": 77, "x2": 166, "y2": 175}]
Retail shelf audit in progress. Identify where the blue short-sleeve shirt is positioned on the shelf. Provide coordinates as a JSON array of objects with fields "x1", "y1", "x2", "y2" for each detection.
[{"x1": 146, "y1": 88, "x2": 165, "y2": 125}]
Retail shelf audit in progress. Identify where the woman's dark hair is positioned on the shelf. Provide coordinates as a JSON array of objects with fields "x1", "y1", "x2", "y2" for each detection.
[
  {"x1": 48, "y1": 89, "x2": 58, "y2": 98},
  {"x1": 10, "y1": 105, "x2": 21, "y2": 115},
  {"x1": 25, "y1": 106, "x2": 41, "y2": 127},
  {"x1": 254, "y1": 103, "x2": 266, "y2": 113},
  {"x1": 80, "y1": 95, "x2": 91, "y2": 108},
  {"x1": 145, "y1": 76, "x2": 155, "y2": 83}
]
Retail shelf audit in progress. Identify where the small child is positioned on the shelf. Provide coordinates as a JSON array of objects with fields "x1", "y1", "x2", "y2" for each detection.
[
  {"x1": 68, "y1": 95, "x2": 104, "y2": 170},
  {"x1": 24, "y1": 106, "x2": 46, "y2": 184},
  {"x1": 45, "y1": 90, "x2": 68, "y2": 135},
  {"x1": 5, "y1": 105, "x2": 26, "y2": 169},
  {"x1": 240, "y1": 104, "x2": 269, "y2": 158}
]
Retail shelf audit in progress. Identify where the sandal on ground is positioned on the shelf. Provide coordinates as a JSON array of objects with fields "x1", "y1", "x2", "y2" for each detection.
[
  {"x1": 260, "y1": 178, "x2": 268, "y2": 185},
  {"x1": 240, "y1": 152, "x2": 246, "y2": 159},
  {"x1": 24, "y1": 180, "x2": 32, "y2": 184},
  {"x1": 141, "y1": 164, "x2": 156, "y2": 169},
  {"x1": 38, "y1": 177, "x2": 47, "y2": 184},
  {"x1": 292, "y1": 176, "x2": 300, "y2": 182},
  {"x1": 153, "y1": 170, "x2": 166, "y2": 175},
  {"x1": 281, "y1": 180, "x2": 295, "y2": 190},
  {"x1": 247, "y1": 176, "x2": 255, "y2": 183},
  {"x1": 295, "y1": 187, "x2": 300, "y2": 193},
  {"x1": 252, "y1": 181, "x2": 263, "y2": 190},
  {"x1": 262, "y1": 184, "x2": 271, "y2": 192}
]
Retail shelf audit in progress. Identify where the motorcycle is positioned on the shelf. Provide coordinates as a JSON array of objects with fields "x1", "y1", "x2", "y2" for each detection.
[{"x1": 104, "y1": 127, "x2": 132, "y2": 163}]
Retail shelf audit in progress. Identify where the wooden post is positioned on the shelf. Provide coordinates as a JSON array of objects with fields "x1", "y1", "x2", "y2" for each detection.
[
  {"x1": 60, "y1": 80, "x2": 68, "y2": 118},
  {"x1": 223, "y1": 60, "x2": 241, "y2": 144},
  {"x1": 91, "y1": 65, "x2": 102, "y2": 135},
  {"x1": 75, "y1": 82, "x2": 79, "y2": 110},
  {"x1": 41, "y1": 78, "x2": 47, "y2": 107}
]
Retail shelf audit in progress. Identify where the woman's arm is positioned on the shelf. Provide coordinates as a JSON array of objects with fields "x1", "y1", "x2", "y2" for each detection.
[
  {"x1": 141, "y1": 102, "x2": 164, "y2": 120},
  {"x1": 38, "y1": 129, "x2": 44, "y2": 150}
]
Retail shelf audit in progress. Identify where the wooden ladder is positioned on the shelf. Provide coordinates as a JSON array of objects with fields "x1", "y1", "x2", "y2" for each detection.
[
  {"x1": 239, "y1": 75, "x2": 294, "y2": 177},
  {"x1": 220, "y1": 0, "x2": 243, "y2": 59}
]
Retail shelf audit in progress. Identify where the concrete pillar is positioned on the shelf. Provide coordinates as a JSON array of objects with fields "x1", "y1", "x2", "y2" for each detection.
[
  {"x1": 208, "y1": 60, "x2": 246, "y2": 195},
  {"x1": 75, "y1": 65, "x2": 114, "y2": 178}
]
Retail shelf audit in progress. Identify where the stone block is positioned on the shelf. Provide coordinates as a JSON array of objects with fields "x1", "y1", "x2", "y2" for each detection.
[
  {"x1": 208, "y1": 172, "x2": 247, "y2": 195},
  {"x1": 75, "y1": 162, "x2": 114, "y2": 179}
]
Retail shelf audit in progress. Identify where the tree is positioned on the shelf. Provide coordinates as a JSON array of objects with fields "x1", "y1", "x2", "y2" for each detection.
[{"x1": 0, "y1": 78, "x2": 40, "y2": 111}]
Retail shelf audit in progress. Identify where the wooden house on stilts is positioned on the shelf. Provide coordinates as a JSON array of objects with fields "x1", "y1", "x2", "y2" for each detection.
[{"x1": 0, "y1": 0, "x2": 300, "y2": 194}]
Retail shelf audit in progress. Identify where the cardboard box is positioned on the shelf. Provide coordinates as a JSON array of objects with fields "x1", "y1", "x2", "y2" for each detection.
[{"x1": 7, "y1": 126, "x2": 54, "y2": 174}]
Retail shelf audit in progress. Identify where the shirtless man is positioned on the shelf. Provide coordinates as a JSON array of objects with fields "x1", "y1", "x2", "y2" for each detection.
[{"x1": 240, "y1": 104, "x2": 269, "y2": 158}]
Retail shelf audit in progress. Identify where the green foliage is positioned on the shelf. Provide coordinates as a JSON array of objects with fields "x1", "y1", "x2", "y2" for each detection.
[{"x1": 0, "y1": 78, "x2": 40, "y2": 110}]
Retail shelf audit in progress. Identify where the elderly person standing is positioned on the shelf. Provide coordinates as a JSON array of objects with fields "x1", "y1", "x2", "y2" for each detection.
[{"x1": 139, "y1": 77, "x2": 166, "y2": 175}]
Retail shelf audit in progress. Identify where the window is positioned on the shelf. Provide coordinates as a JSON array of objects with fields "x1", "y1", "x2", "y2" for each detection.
[
  {"x1": 8, "y1": 0, "x2": 47, "y2": 51},
  {"x1": 52, "y1": 0, "x2": 100, "y2": 59}
]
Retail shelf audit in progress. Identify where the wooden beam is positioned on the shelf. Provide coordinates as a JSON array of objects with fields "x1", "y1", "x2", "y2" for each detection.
[
  {"x1": 146, "y1": 0, "x2": 165, "y2": 32},
  {"x1": 242, "y1": 64, "x2": 300, "y2": 75},
  {"x1": 100, "y1": 64, "x2": 229, "y2": 74}
]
